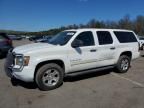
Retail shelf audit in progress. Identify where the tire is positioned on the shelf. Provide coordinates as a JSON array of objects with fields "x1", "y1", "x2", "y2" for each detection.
[
  {"x1": 35, "y1": 63, "x2": 64, "y2": 91},
  {"x1": 115, "y1": 55, "x2": 131, "y2": 73}
]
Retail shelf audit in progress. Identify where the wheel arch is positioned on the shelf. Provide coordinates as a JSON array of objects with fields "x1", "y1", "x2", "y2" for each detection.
[
  {"x1": 120, "y1": 51, "x2": 132, "y2": 59},
  {"x1": 34, "y1": 59, "x2": 65, "y2": 80}
]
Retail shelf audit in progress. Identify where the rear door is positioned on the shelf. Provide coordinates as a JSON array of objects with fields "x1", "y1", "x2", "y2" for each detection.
[{"x1": 95, "y1": 31, "x2": 116, "y2": 66}]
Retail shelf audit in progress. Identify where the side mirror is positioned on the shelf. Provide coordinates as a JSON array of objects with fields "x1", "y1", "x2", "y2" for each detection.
[{"x1": 72, "y1": 39, "x2": 83, "y2": 48}]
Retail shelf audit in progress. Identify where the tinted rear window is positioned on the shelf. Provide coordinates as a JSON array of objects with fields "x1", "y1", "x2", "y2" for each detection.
[{"x1": 114, "y1": 31, "x2": 137, "y2": 43}]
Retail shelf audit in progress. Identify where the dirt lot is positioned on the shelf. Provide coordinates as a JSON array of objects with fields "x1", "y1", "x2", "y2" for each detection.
[{"x1": 0, "y1": 39, "x2": 144, "y2": 108}]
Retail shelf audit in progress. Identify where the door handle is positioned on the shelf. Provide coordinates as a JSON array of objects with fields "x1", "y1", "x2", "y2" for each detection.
[
  {"x1": 110, "y1": 47, "x2": 116, "y2": 50},
  {"x1": 90, "y1": 49, "x2": 97, "y2": 52}
]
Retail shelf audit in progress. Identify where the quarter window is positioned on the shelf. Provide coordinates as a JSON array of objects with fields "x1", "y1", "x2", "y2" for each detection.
[
  {"x1": 97, "y1": 31, "x2": 113, "y2": 45},
  {"x1": 114, "y1": 31, "x2": 137, "y2": 43}
]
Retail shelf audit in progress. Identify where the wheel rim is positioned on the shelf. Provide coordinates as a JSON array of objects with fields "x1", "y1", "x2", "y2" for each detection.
[
  {"x1": 42, "y1": 69, "x2": 60, "y2": 86},
  {"x1": 121, "y1": 59, "x2": 129, "y2": 71}
]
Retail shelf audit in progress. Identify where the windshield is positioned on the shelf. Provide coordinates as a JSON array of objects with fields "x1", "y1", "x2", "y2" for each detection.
[{"x1": 48, "y1": 31, "x2": 76, "y2": 45}]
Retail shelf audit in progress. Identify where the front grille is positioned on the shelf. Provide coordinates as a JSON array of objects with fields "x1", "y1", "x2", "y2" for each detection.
[
  {"x1": 6, "y1": 52, "x2": 15, "y2": 68},
  {"x1": 5, "y1": 51, "x2": 15, "y2": 77}
]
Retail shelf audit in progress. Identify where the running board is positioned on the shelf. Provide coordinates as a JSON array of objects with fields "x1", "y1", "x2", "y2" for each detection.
[{"x1": 65, "y1": 65, "x2": 114, "y2": 77}]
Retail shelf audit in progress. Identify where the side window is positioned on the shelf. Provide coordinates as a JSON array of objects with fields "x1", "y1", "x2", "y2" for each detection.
[
  {"x1": 114, "y1": 31, "x2": 137, "y2": 43},
  {"x1": 73, "y1": 31, "x2": 95, "y2": 47},
  {"x1": 97, "y1": 31, "x2": 113, "y2": 45}
]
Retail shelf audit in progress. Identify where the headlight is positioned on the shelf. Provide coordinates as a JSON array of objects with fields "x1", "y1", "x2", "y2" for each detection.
[
  {"x1": 15, "y1": 55, "x2": 23, "y2": 67},
  {"x1": 15, "y1": 54, "x2": 30, "y2": 69}
]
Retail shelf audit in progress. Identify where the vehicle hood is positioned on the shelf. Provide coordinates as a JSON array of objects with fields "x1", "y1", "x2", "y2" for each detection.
[{"x1": 13, "y1": 43, "x2": 57, "y2": 54}]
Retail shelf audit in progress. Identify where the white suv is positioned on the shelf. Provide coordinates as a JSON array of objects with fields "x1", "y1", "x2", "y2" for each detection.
[{"x1": 5, "y1": 29, "x2": 140, "y2": 90}]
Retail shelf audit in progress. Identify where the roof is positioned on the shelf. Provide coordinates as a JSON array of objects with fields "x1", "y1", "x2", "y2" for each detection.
[{"x1": 65, "y1": 28, "x2": 133, "y2": 32}]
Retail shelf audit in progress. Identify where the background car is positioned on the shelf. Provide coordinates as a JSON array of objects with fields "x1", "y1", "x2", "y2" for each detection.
[
  {"x1": 138, "y1": 36, "x2": 144, "y2": 50},
  {"x1": 29, "y1": 36, "x2": 43, "y2": 41},
  {"x1": 34, "y1": 36, "x2": 53, "y2": 43},
  {"x1": 8, "y1": 35, "x2": 22, "y2": 40},
  {"x1": 0, "y1": 33, "x2": 13, "y2": 57}
]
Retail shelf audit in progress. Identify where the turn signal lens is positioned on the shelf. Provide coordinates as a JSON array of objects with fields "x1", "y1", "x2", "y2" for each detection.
[{"x1": 24, "y1": 56, "x2": 30, "y2": 66}]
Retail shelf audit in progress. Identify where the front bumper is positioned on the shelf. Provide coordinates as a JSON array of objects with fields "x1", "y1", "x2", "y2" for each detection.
[
  {"x1": 5, "y1": 52, "x2": 35, "y2": 82},
  {"x1": 5, "y1": 66, "x2": 35, "y2": 82}
]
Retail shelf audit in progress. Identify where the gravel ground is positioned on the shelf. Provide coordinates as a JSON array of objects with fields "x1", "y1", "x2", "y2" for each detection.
[{"x1": 0, "y1": 39, "x2": 144, "y2": 108}]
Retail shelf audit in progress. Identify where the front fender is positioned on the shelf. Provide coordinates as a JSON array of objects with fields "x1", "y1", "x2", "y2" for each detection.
[{"x1": 30, "y1": 55, "x2": 70, "y2": 73}]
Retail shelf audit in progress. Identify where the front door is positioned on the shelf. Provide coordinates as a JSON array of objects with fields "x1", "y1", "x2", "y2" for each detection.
[{"x1": 68, "y1": 31, "x2": 98, "y2": 72}]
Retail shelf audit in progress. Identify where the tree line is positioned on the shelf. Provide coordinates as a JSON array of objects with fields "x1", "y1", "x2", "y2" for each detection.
[{"x1": 1, "y1": 15, "x2": 144, "y2": 36}]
